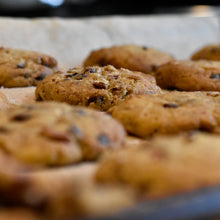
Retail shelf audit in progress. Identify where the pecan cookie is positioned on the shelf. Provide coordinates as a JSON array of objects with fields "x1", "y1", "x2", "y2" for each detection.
[
  {"x1": 0, "y1": 47, "x2": 57, "y2": 87},
  {"x1": 35, "y1": 65, "x2": 162, "y2": 111},
  {"x1": 156, "y1": 60, "x2": 220, "y2": 91},
  {"x1": 83, "y1": 45, "x2": 174, "y2": 74},
  {"x1": 191, "y1": 44, "x2": 220, "y2": 61},
  {"x1": 0, "y1": 102, "x2": 126, "y2": 165},
  {"x1": 96, "y1": 132, "x2": 220, "y2": 199},
  {"x1": 109, "y1": 91, "x2": 220, "y2": 137}
]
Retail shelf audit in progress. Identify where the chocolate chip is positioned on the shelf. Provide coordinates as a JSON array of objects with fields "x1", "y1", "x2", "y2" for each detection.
[
  {"x1": 88, "y1": 96, "x2": 104, "y2": 105},
  {"x1": 97, "y1": 134, "x2": 110, "y2": 146},
  {"x1": 65, "y1": 73, "x2": 78, "y2": 77},
  {"x1": 24, "y1": 73, "x2": 29, "y2": 78},
  {"x1": 142, "y1": 46, "x2": 148, "y2": 50},
  {"x1": 77, "y1": 109, "x2": 85, "y2": 116},
  {"x1": 88, "y1": 67, "x2": 96, "y2": 73},
  {"x1": 39, "y1": 57, "x2": 51, "y2": 67},
  {"x1": 93, "y1": 82, "x2": 107, "y2": 89},
  {"x1": 163, "y1": 103, "x2": 179, "y2": 108},
  {"x1": 17, "y1": 62, "x2": 25, "y2": 69},
  {"x1": 71, "y1": 126, "x2": 83, "y2": 138},
  {"x1": 97, "y1": 96, "x2": 104, "y2": 104},
  {"x1": 72, "y1": 73, "x2": 87, "y2": 80},
  {"x1": 211, "y1": 48, "x2": 218, "y2": 53},
  {"x1": 35, "y1": 73, "x2": 46, "y2": 81},
  {"x1": 210, "y1": 73, "x2": 220, "y2": 79},
  {"x1": 0, "y1": 127, "x2": 8, "y2": 133},
  {"x1": 12, "y1": 114, "x2": 31, "y2": 122},
  {"x1": 36, "y1": 94, "x2": 43, "y2": 101}
]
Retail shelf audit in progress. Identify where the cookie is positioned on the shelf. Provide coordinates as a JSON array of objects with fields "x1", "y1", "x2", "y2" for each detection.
[
  {"x1": 83, "y1": 45, "x2": 174, "y2": 74},
  {"x1": 109, "y1": 91, "x2": 220, "y2": 137},
  {"x1": 156, "y1": 60, "x2": 220, "y2": 91},
  {"x1": 191, "y1": 44, "x2": 220, "y2": 61},
  {"x1": 96, "y1": 132, "x2": 220, "y2": 199},
  {"x1": 35, "y1": 65, "x2": 162, "y2": 111},
  {"x1": 0, "y1": 47, "x2": 57, "y2": 87},
  {"x1": 0, "y1": 163, "x2": 135, "y2": 219},
  {"x1": 0, "y1": 102, "x2": 126, "y2": 165}
]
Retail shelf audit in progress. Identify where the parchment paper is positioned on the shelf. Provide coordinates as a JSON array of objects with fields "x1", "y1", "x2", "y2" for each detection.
[{"x1": 0, "y1": 14, "x2": 218, "y2": 70}]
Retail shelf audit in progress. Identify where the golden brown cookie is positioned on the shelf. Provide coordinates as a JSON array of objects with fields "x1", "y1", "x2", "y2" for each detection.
[
  {"x1": 191, "y1": 44, "x2": 220, "y2": 61},
  {"x1": 35, "y1": 65, "x2": 162, "y2": 111},
  {"x1": 0, "y1": 163, "x2": 135, "y2": 219},
  {"x1": 0, "y1": 102, "x2": 126, "y2": 165},
  {"x1": 109, "y1": 91, "x2": 220, "y2": 137},
  {"x1": 96, "y1": 132, "x2": 220, "y2": 199},
  {"x1": 156, "y1": 60, "x2": 220, "y2": 91},
  {"x1": 83, "y1": 45, "x2": 174, "y2": 74},
  {"x1": 0, "y1": 47, "x2": 57, "y2": 87}
]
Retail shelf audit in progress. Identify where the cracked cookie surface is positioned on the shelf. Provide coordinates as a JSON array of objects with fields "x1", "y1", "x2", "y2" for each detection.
[
  {"x1": 35, "y1": 65, "x2": 161, "y2": 111},
  {"x1": 0, "y1": 47, "x2": 57, "y2": 87}
]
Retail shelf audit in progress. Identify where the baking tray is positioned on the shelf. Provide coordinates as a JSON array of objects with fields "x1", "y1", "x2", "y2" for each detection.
[{"x1": 86, "y1": 185, "x2": 220, "y2": 220}]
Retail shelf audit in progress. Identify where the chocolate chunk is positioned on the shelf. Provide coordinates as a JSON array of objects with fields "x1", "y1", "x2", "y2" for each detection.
[
  {"x1": 35, "y1": 73, "x2": 46, "y2": 81},
  {"x1": 71, "y1": 126, "x2": 83, "y2": 138},
  {"x1": 163, "y1": 103, "x2": 179, "y2": 108},
  {"x1": 65, "y1": 73, "x2": 78, "y2": 77},
  {"x1": 17, "y1": 62, "x2": 25, "y2": 69},
  {"x1": 12, "y1": 114, "x2": 31, "y2": 122},
  {"x1": 210, "y1": 73, "x2": 220, "y2": 79},
  {"x1": 93, "y1": 82, "x2": 107, "y2": 89},
  {"x1": 97, "y1": 134, "x2": 110, "y2": 146},
  {"x1": 142, "y1": 46, "x2": 148, "y2": 50}
]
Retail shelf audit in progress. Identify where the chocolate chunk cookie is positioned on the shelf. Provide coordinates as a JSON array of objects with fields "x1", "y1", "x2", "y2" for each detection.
[
  {"x1": 191, "y1": 44, "x2": 220, "y2": 61},
  {"x1": 0, "y1": 47, "x2": 57, "y2": 87},
  {"x1": 156, "y1": 60, "x2": 220, "y2": 91},
  {"x1": 109, "y1": 91, "x2": 220, "y2": 137},
  {"x1": 0, "y1": 102, "x2": 126, "y2": 165},
  {"x1": 96, "y1": 132, "x2": 220, "y2": 199},
  {"x1": 83, "y1": 45, "x2": 174, "y2": 74},
  {"x1": 35, "y1": 65, "x2": 162, "y2": 111}
]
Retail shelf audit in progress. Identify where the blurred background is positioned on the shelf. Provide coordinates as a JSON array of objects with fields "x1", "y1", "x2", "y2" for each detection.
[{"x1": 0, "y1": 0, "x2": 219, "y2": 17}]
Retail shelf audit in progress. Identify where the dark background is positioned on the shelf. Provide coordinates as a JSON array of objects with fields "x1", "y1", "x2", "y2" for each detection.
[{"x1": 0, "y1": 0, "x2": 219, "y2": 17}]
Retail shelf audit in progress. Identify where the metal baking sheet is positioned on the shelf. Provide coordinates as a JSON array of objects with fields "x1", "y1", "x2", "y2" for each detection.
[{"x1": 87, "y1": 185, "x2": 220, "y2": 220}]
